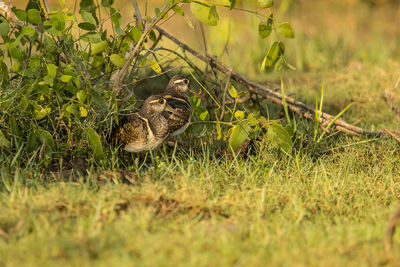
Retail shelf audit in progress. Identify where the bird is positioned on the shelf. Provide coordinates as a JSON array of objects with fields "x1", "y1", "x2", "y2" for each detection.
[
  {"x1": 108, "y1": 95, "x2": 176, "y2": 153},
  {"x1": 160, "y1": 75, "x2": 192, "y2": 137}
]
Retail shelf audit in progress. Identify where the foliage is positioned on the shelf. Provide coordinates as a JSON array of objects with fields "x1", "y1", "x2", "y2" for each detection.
[{"x1": 0, "y1": 0, "x2": 297, "y2": 169}]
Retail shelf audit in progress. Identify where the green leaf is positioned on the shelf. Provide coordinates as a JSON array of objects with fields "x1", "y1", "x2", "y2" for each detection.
[
  {"x1": 9, "y1": 115, "x2": 20, "y2": 137},
  {"x1": 148, "y1": 30, "x2": 157, "y2": 42},
  {"x1": 191, "y1": 96, "x2": 201, "y2": 108},
  {"x1": 27, "y1": 9, "x2": 41, "y2": 25},
  {"x1": 110, "y1": 54, "x2": 126, "y2": 67},
  {"x1": 65, "y1": 103, "x2": 79, "y2": 116},
  {"x1": 0, "y1": 130, "x2": 10, "y2": 149},
  {"x1": 229, "y1": 121, "x2": 251, "y2": 152},
  {"x1": 87, "y1": 127, "x2": 105, "y2": 160},
  {"x1": 208, "y1": 5, "x2": 219, "y2": 26},
  {"x1": 172, "y1": 5, "x2": 185, "y2": 16},
  {"x1": 274, "y1": 55, "x2": 285, "y2": 71},
  {"x1": 47, "y1": 64, "x2": 57, "y2": 78},
  {"x1": 258, "y1": 15, "x2": 273, "y2": 39},
  {"x1": 60, "y1": 75, "x2": 72, "y2": 82},
  {"x1": 27, "y1": 132, "x2": 38, "y2": 153},
  {"x1": 37, "y1": 128, "x2": 56, "y2": 154},
  {"x1": 76, "y1": 90, "x2": 87, "y2": 103},
  {"x1": 8, "y1": 47, "x2": 24, "y2": 60},
  {"x1": 257, "y1": 0, "x2": 273, "y2": 8},
  {"x1": 21, "y1": 26, "x2": 35, "y2": 37},
  {"x1": 235, "y1": 110, "x2": 245, "y2": 120},
  {"x1": 80, "y1": 10, "x2": 97, "y2": 25},
  {"x1": 78, "y1": 22, "x2": 96, "y2": 31},
  {"x1": 91, "y1": 41, "x2": 107, "y2": 55},
  {"x1": 267, "y1": 122, "x2": 293, "y2": 154},
  {"x1": 247, "y1": 113, "x2": 259, "y2": 126},
  {"x1": 11, "y1": 8, "x2": 26, "y2": 21},
  {"x1": 229, "y1": 0, "x2": 237, "y2": 10},
  {"x1": 262, "y1": 41, "x2": 285, "y2": 69},
  {"x1": 184, "y1": 15, "x2": 195, "y2": 31},
  {"x1": 228, "y1": 84, "x2": 238, "y2": 98},
  {"x1": 277, "y1": 22, "x2": 295, "y2": 39},
  {"x1": 110, "y1": 7, "x2": 121, "y2": 28},
  {"x1": 0, "y1": 21, "x2": 10, "y2": 36},
  {"x1": 80, "y1": 106, "x2": 88, "y2": 117},
  {"x1": 149, "y1": 60, "x2": 162, "y2": 73},
  {"x1": 29, "y1": 57, "x2": 40, "y2": 69},
  {"x1": 11, "y1": 60, "x2": 21, "y2": 72},
  {"x1": 49, "y1": 12, "x2": 66, "y2": 32},
  {"x1": 101, "y1": 0, "x2": 114, "y2": 7},
  {"x1": 199, "y1": 110, "x2": 209, "y2": 121},
  {"x1": 190, "y1": 2, "x2": 218, "y2": 26},
  {"x1": 33, "y1": 106, "x2": 50, "y2": 120},
  {"x1": 130, "y1": 26, "x2": 142, "y2": 42},
  {"x1": 195, "y1": 106, "x2": 209, "y2": 121}
]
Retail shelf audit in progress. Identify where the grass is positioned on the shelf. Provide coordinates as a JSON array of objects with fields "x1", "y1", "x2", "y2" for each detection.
[
  {"x1": 2, "y1": 0, "x2": 400, "y2": 266},
  {"x1": 1, "y1": 136, "x2": 399, "y2": 266}
]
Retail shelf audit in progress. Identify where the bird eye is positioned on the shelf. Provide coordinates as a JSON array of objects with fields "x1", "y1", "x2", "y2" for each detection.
[
  {"x1": 183, "y1": 79, "x2": 189, "y2": 85},
  {"x1": 158, "y1": 98, "x2": 165, "y2": 104}
]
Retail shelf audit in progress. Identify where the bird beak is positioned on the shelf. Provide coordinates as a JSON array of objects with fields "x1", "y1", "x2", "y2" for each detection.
[{"x1": 165, "y1": 104, "x2": 180, "y2": 116}]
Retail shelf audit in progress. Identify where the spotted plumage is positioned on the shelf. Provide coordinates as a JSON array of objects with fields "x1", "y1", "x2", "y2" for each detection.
[
  {"x1": 108, "y1": 95, "x2": 174, "y2": 152},
  {"x1": 161, "y1": 75, "x2": 192, "y2": 136}
]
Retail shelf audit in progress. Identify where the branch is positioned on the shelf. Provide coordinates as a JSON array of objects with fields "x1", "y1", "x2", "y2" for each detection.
[
  {"x1": 155, "y1": 26, "x2": 385, "y2": 137},
  {"x1": 132, "y1": 0, "x2": 143, "y2": 25}
]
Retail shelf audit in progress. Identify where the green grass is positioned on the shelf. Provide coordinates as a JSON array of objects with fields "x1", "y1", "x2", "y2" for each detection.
[
  {"x1": 2, "y1": 1, "x2": 400, "y2": 266},
  {"x1": 1, "y1": 135, "x2": 400, "y2": 266}
]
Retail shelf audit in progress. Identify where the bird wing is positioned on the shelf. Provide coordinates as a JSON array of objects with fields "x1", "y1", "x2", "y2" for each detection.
[{"x1": 109, "y1": 113, "x2": 148, "y2": 145}]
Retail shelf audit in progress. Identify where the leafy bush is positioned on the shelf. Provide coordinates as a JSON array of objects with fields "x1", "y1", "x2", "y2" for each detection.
[{"x1": 0, "y1": 0, "x2": 296, "y2": 170}]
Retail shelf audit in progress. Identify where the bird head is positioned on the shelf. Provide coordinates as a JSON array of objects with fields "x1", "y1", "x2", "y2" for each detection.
[
  {"x1": 140, "y1": 95, "x2": 177, "y2": 116},
  {"x1": 166, "y1": 75, "x2": 190, "y2": 94}
]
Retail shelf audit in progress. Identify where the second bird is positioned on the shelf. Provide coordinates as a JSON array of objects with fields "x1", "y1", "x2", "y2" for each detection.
[{"x1": 161, "y1": 75, "x2": 192, "y2": 136}]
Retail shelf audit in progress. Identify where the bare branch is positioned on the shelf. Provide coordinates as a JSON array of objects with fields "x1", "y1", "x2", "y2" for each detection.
[
  {"x1": 155, "y1": 26, "x2": 383, "y2": 137},
  {"x1": 40, "y1": 0, "x2": 50, "y2": 14},
  {"x1": 132, "y1": 0, "x2": 143, "y2": 25}
]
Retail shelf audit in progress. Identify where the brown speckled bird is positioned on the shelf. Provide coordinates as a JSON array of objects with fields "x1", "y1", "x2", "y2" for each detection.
[
  {"x1": 161, "y1": 75, "x2": 192, "y2": 136},
  {"x1": 108, "y1": 95, "x2": 175, "y2": 152}
]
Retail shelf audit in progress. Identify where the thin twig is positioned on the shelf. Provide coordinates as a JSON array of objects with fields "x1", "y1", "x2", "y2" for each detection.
[
  {"x1": 220, "y1": 74, "x2": 231, "y2": 120},
  {"x1": 132, "y1": 0, "x2": 143, "y2": 25},
  {"x1": 40, "y1": 0, "x2": 50, "y2": 14},
  {"x1": 155, "y1": 26, "x2": 384, "y2": 137}
]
